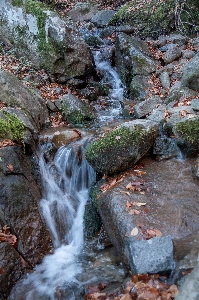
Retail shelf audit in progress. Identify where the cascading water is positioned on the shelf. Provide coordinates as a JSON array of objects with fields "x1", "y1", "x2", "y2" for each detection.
[
  {"x1": 93, "y1": 48, "x2": 124, "y2": 123},
  {"x1": 9, "y1": 139, "x2": 127, "y2": 300}
]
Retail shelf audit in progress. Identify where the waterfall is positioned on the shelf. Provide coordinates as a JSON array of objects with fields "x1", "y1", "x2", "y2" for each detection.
[
  {"x1": 93, "y1": 48, "x2": 124, "y2": 122},
  {"x1": 9, "y1": 140, "x2": 96, "y2": 300}
]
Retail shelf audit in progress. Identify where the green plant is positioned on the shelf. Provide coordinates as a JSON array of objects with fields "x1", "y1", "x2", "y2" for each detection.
[
  {"x1": 176, "y1": 119, "x2": 199, "y2": 145},
  {"x1": 0, "y1": 111, "x2": 25, "y2": 142}
]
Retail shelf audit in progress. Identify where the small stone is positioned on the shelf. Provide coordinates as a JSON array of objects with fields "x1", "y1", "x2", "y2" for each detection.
[
  {"x1": 191, "y1": 99, "x2": 199, "y2": 111},
  {"x1": 163, "y1": 46, "x2": 182, "y2": 64},
  {"x1": 160, "y1": 71, "x2": 170, "y2": 89},
  {"x1": 182, "y1": 50, "x2": 196, "y2": 59}
]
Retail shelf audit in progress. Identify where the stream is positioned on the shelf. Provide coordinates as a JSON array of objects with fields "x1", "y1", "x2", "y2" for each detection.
[{"x1": 9, "y1": 42, "x2": 128, "y2": 300}]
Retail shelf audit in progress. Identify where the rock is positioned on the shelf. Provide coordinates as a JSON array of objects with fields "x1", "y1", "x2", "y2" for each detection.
[
  {"x1": 61, "y1": 94, "x2": 95, "y2": 125},
  {"x1": 115, "y1": 33, "x2": 157, "y2": 91},
  {"x1": 91, "y1": 10, "x2": 116, "y2": 27},
  {"x1": 160, "y1": 71, "x2": 170, "y2": 89},
  {"x1": 191, "y1": 99, "x2": 199, "y2": 111},
  {"x1": 0, "y1": 242, "x2": 25, "y2": 299},
  {"x1": 96, "y1": 157, "x2": 199, "y2": 274},
  {"x1": 0, "y1": 146, "x2": 53, "y2": 267},
  {"x1": 181, "y1": 53, "x2": 199, "y2": 90},
  {"x1": 84, "y1": 35, "x2": 103, "y2": 47},
  {"x1": 153, "y1": 136, "x2": 180, "y2": 160},
  {"x1": 0, "y1": 70, "x2": 48, "y2": 133},
  {"x1": 127, "y1": 236, "x2": 173, "y2": 274},
  {"x1": 51, "y1": 129, "x2": 80, "y2": 148},
  {"x1": 85, "y1": 119, "x2": 158, "y2": 175},
  {"x1": 46, "y1": 99, "x2": 59, "y2": 112},
  {"x1": 147, "y1": 104, "x2": 167, "y2": 125},
  {"x1": 165, "y1": 87, "x2": 197, "y2": 104},
  {"x1": 115, "y1": 25, "x2": 135, "y2": 34},
  {"x1": 134, "y1": 96, "x2": 161, "y2": 118},
  {"x1": 174, "y1": 117, "x2": 199, "y2": 150},
  {"x1": 163, "y1": 46, "x2": 182, "y2": 64},
  {"x1": 182, "y1": 50, "x2": 196, "y2": 59},
  {"x1": 193, "y1": 158, "x2": 199, "y2": 179},
  {"x1": 175, "y1": 261, "x2": 199, "y2": 300},
  {"x1": 67, "y1": 2, "x2": 99, "y2": 22},
  {"x1": 166, "y1": 33, "x2": 188, "y2": 46},
  {"x1": 159, "y1": 43, "x2": 177, "y2": 52},
  {"x1": 0, "y1": 1, "x2": 94, "y2": 78},
  {"x1": 130, "y1": 75, "x2": 151, "y2": 101}
]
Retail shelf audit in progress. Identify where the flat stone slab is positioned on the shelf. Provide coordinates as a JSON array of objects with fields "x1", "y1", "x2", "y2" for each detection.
[{"x1": 97, "y1": 157, "x2": 199, "y2": 274}]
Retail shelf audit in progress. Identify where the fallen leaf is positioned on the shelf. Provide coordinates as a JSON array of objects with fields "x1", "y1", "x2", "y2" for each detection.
[
  {"x1": 126, "y1": 200, "x2": 132, "y2": 209},
  {"x1": 131, "y1": 227, "x2": 139, "y2": 236},
  {"x1": 120, "y1": 293, "x2": 132, "y2": 300},
  {"x1": 168, "y1": 284, "x2": 178, "y2": 297},
  {"x1": 115, "y1": 136, "x2": 121, "y2": 140},
  {"x1": 7, "y1": 163, "x2": 14, "y2": 172},
  {"x1": 132, "y1": 202, "x2": 146, "y2": 207},
  {"x1": 0, "y1": 267, "x2": 5, "y2": 274}
]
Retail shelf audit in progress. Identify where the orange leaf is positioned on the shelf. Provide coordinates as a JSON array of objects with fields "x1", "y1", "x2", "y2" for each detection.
[
  {"x1": 7, "y1": 163, "x2": 14, "y2": 172},
  {"x1": 126, "y1": 200, "x2": 132, "y2": 209},
  {"x1": 129, "y1": 209, "x2": 140, "y2": 215}
]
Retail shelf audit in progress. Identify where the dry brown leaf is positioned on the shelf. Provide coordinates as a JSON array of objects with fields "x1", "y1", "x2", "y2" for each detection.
[
  {"x1": 167, "y1": 284, "x2": 178, "y2": 297},
  {"x1": 7, "y1": 163, "x2": 14, "y2": 172},
  {"x1": 131, "y1": 227, "x2": 139, "y2": 236},
  {"x1": 0, "y1": 267, "x2": 5, "y2": 274},
  {"x1": 132, "y1": 202, "x2": 146, "y2": 207},
  {"x1": 126, "y1": 200, "x2": 132, "y2": 209},
  {"x1": 120, "y1": 293, "x2": 132, "y2": 300}
]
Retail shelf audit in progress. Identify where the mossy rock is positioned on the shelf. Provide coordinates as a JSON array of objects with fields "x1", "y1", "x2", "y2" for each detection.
[
  {"x1": 0, "y1": 110, "x2": 25, "y2": 143},
  {"x1": 175, "y1": 118, "x2": 199, "y2": 148},
  {"x1": 61, "y1": 94, "x2": 95, "y2": 126},
  {"x1": 85, "y1": 120, "x2": 158, "y2": 175},
  {"x1": 109, "y1": 0, "x2": 199, "y2": 37},
  {"x1": 85, "y1": 35, "x2": 103, "y2": 47}
]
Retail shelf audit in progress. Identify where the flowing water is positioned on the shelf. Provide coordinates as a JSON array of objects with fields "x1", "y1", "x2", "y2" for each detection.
[{"x1": 9, "y1": 140, "x2": 127, "y2": 300}]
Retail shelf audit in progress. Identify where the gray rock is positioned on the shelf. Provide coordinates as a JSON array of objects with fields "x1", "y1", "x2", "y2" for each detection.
[
  {"x1": 85, "y1": 119, "x2": 158, "y2": 175},
  {"x1": 182, "y1": 50, "x2": 196, "y2": 59},
  {"x1": 130, "y1": 75, "x2": 151, "y2": 101},
  {"x1": 116, "y1": 25, "x2": 135, "y2": 34},
  {"x1": 153, "y1": 136, "x2": 180, "y2": 160},
  {"x1": 163, "y1": 46, "x2": 182, "y2": 64},
  {"x1": 127, "y1": 236, "x2": 174, "y2": 274},
  {"x1": 91, "y1": 10, "x2": 116, "y2": 27},
  {"x1": 166, "y1": 87, "x2": 197, "y2": 104},
  {"x1": 134, "y1": 96, "x2": 161, "y2": 118},
  {"x1": 191, "y1": 99, "x2": 199, "y2": 111},
  {"x1": 115, "y1": 33, "x2": 157, "y2": 90},
  {"x1": 159, "y1": 43, "x2": 177, "y2": 52},
  {"x1": 167, "y1": 33, "x2": 188, "y2": 46},
  {"x1": 175, "y1": 261, "x2": 199, "y2": 300},
  {"x1": 193, "y1": 158, "x2": 199, "y2": 178},
  {"x1": 67, "y1": 2, "x2": 99, "y2": 22},
  {"x1": 147, "y1": 104, "x2": 167, "y2": 125},
  {"x1": 0, "y1": 1, "x2": 93, "y2": 77},
  {"x1": 46, "y1": 99, "x2": 59, "y2": 112},
  {"x1": 160, "y1": 71, "x2": 170, "y2": 89},
  {"x1": 181, "y1": 52, "x2": 199, "y2": 90},
  {"x1": 61, "y1": 93, "x2": 95, "y2": 125}
]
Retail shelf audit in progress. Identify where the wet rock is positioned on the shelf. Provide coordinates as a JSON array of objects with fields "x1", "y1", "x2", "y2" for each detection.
[
  {"x1": 115, "y1": 33, "x2": 157, "y2": 91},
  {"x1": 160, "y1": 71, "x2": 170, "y2": 89},
  {"x1": 0, "y1": 2, "x2": 94, "y2": 78},
  {"x1": 67, "y1": 2, "x2": 99, "y2": 22},
  {"x1": 181, "y1": 52, "x2": 199, "y2": 90},
  {"x1": 165, "y1": 87, "x2": 197, "y2": 104},
  {"x1": 85, "y1": 35, "x2": 103, "y2": 47},
  {"x1": 134, "y1": 96, "x2": 161, "y2": 118},
  {"x1": 96, "y1": 157, "x2": 199, "y2": 274},
  {"x1": 175, "y1": 261, "x2": 199, "y2": 300},
  {"x1": 153, "y1": 136, "x2": 180, "y2": 160},
  {"x1": 130, "y1": 75, "x2": 151, "y2": 101},
  {"x1": 85, "y1": 120, "x2": 158, "y2": 175},
  {"x1": 51, "y1": 129, "x2": 80, "y2": 148},
  {"x1": 61, "y1": 94, "x2": 95, "y2": 126},
  {"x1": 0, "y1": 146, "x2": 53, "y2": 267},
  {"x1": 147, "y1": 104, "x2": 167, "y2": 125},
  {"x1": 163, "y1": 46, "x2": 182, "y2": 64},
  {"x1": 0, "y1": 242, "x2": 25, "y2": 299},
  {"x1": 91, "y1": 10, "x2": 116, "y2": 27}
]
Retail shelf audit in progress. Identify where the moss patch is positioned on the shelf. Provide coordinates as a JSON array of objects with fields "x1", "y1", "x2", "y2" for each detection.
[
  {"x1": 109, "y1": 0, "x2": 199, "y2": 37},
  {"x1": 12, "y1": 0, "x2": 23, "y2": 7},
  {"x1": 176, "y1": 119, "x2": 199, "y2": 145},
  {"x1": 0, "y1": 111, "x2": 25, "y2": 142}
]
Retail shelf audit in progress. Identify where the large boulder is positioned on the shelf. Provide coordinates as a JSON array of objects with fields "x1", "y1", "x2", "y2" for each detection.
[
  {"x1": 115, "y1": 33, "x2": 157, "y2": 92},
  {"x1": 85, "y1": 120, "x2": 158, "y2": 175},
  {"x1": 96, "y1": 157, "x2": 199, "y2": 274},
  {"x1": 0, "y1": 0, "x2": 94, "y2": 79},
  {"x1": 0, "y1": 70, "x2": 48, "y2": 148},
  {"x1": 181, "y1": 52, "x2": 199, "y2": 90},
  {"x1": 91, "y1": 10, "x2": 116, "y2": 27},
  {"x1": 0, "y1": 146, "x2": 53, "y2": 267},
  {"x1": 67, "y1": 2, "x2": 99, "y2": 22}
]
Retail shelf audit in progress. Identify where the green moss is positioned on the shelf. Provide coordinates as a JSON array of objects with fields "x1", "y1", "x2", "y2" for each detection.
[
  {"x1": 176, "y1": 119, "x2": 199, "y2": 145},
  {"x1": 0, "y1": 111, "x2": 25, "y2": 142},
  {"x1": 12, "y1": 0, "x2": 23, "y2": 6},
  {"x1": 85, "y1": 36, "x2": 103, "y2": 47},
  {"x1": 109, "y1": 0, "x2": 199, "y2": 37}
]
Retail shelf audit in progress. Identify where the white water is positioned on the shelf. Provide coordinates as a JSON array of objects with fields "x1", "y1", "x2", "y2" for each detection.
[
  {"x1": 93, "y1": 49, "x2": 124, "y2": 123},
  {"x1": 9, "y1": 141, "x2": 96, "y2": 299}
]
